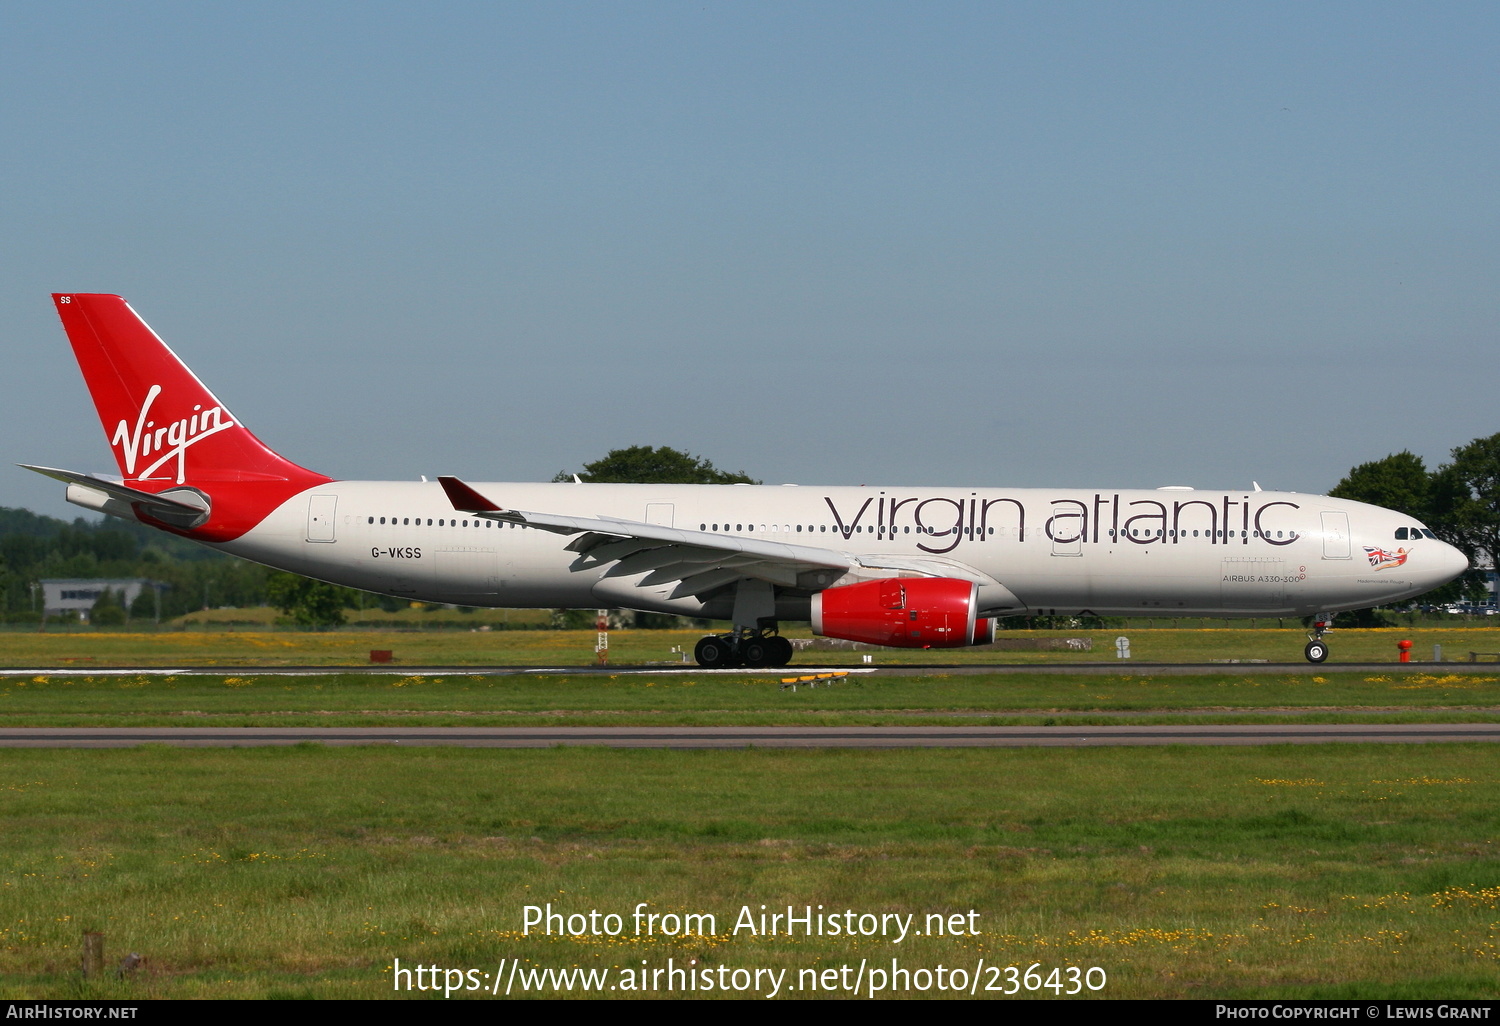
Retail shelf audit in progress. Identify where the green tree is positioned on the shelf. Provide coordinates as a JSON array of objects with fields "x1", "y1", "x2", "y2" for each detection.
[
  {"x1": 265, "y1": 571, "x2": 348, "y2": 628},
  {"x1": 1328, "y1": 450, "x2": 1431, "y2": 520},
  {"x1": 1431, "y1": 432, "x2": 1500, "y2": 577},
  {"x1": 550, "y1": 608, "x2": 597, "y2": 629},
  {"x1": 1330, "y1": 435, "x2": 1499, "y2": 606},
  {"x1": 129, "y1": 585, "x2": 160, "y2": 623},
  {"x1": 552, "y1": 446, "x2": 759, "y2": 485},
  {"x1": 90, "y1": 587, "x2": 126, "y2": 627}
]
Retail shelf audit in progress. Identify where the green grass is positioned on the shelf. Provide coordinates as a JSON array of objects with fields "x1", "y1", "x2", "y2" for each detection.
[
  {"x1": 3, "y1": 626, "x2": 1499, "y2": 668},
  {"x1": 169, "y1": 605, "x2": 557, "y2": 629},
  {"x1": 5, "y1": 632, "x2": 1497, "y2": 999},
  {"x1": 1, "y1": 745, "x2": 1496, "y2": 998},
  {"x1": 0, "y1": 670, "x2": 1497, "y2": 727}
]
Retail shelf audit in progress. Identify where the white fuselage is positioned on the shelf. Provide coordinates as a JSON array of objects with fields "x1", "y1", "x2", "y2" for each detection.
[{"x1": 211, "y1": 480, "x2": 1467, "y2": 621}]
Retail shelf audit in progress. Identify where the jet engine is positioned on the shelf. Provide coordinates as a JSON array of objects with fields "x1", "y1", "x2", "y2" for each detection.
[{"x1": 811, "y1": 577, "x2": 994, "y2": 649}]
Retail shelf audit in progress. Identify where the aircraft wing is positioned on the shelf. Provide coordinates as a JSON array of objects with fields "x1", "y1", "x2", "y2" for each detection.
[
  {"x1": 438, "y1": 477, "x2": 1024, "y2": 608},
  {"x1": 440, "y1": 476, "x2": 908, "y2": 597}
]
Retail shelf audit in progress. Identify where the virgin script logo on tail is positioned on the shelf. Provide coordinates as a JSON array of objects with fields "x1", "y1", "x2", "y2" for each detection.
[{"x1": 111, "y1": 384, "x2": 236, "y2": 484}]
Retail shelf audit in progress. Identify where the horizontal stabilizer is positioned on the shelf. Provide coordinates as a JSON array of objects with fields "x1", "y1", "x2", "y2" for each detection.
[{"x1": 19, "y1": 464, "x2": 211, "y2": 528}]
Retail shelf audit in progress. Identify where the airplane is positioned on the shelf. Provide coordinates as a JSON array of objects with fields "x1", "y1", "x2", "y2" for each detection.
[{"x1": 24, "y1": 293, "x2": 1469, "y2": 667}]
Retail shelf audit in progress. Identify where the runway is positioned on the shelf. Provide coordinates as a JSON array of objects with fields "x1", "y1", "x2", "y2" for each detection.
[
  {"x1": 3, "y1": 724, "x2": 1497, "y2": 748},
  {"x1": 1, "y1": 661, "x2": 1494, "y2": 677}
]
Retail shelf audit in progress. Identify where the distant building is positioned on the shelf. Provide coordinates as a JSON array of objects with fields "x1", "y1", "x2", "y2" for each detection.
[{"x1": 39, "y1": 579, "x2": 161, "y2": 622}]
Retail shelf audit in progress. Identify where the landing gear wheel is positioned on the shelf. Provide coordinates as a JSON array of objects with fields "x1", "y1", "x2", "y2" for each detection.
[
  {"x1": 1304, "y1": 640, "x2": 1328, "y2": 664},
  {"x1": 695, "y1": 636, "x2": 733, "y2": 668},
  {"x1": 741, "y1": 639, "x2": 770, "y2": 668},
  {"x1": 766, "y1": 635, "x2": 794, "y2": 667}
]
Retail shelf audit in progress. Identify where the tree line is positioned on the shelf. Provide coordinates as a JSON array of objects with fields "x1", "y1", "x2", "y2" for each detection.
[{"x1": 0, "y1": 506, "x2": 269, "y2": 623}]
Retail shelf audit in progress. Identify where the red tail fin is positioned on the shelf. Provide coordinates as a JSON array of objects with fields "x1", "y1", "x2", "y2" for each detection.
[{"x1": 53, "y1": 293, "x2": 331, "y2": 541}]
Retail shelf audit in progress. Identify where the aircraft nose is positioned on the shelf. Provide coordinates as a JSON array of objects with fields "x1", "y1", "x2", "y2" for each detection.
[{"x1": 1433, "y1": 541, "x2": 1470, "y2": 584}]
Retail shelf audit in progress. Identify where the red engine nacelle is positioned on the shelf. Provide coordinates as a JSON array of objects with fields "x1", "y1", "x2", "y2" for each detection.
[{"x1": 812, "y1": 577, "x2": 991, "y2": 649}]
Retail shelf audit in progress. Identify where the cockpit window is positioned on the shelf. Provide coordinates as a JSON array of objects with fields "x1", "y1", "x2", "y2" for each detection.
[
  {"x1": 1421, "y1": 528, "x2": 1437, "y2": 539},
  {"x1": 1395, "y1": 527, "x2": 1408, "y2": 540}
]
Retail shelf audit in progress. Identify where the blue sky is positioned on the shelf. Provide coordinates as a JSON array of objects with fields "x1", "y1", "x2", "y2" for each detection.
[{"x1": 3, "y1": 2, "x2": 1495, "y2": 518}]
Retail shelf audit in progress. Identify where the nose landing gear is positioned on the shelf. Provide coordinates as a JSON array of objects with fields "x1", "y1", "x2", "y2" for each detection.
[{"x1": 1304, "y1": 614, "x2": 1332, "y2": 663}]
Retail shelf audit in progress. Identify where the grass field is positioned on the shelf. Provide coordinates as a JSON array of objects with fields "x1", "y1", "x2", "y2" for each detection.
[
  {"x1": 1, "y1": 670, "x2": 1498, "y2": 728},
  {"x1": 170, "y1": 606, "x2": 557, "y2": 629},
  {"x1": 3, "y1": 626, "x2": 1500, "y2": 667},
  {"x1": 1, "y1": 744, "x2": 1496, "y2": 999},
  {"x1": 4, "y1": 629, "x2": 1498, "y2": 1000}
]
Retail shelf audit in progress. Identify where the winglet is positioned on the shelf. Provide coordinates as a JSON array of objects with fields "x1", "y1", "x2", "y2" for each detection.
[{"x1": 438, "y1": 476, "x2": 504, "y2": 513}]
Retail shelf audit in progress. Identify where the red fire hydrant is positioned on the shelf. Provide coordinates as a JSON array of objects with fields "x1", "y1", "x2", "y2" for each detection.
[{"x1": 1397, "y1": 639, "x2": 1412, "y2": 663}]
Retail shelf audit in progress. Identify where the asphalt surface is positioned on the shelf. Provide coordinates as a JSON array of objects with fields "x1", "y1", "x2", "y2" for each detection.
[
  {"x1": 2, "y1": 661, "x2": 1496, "y2": 677},
  {"x1": 3, "y1": 724, "x2": 1497, "y2": 748}
]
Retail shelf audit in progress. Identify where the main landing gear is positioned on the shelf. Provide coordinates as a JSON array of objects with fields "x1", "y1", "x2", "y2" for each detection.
[
  {"x1": 694, "y1": 629, "x2": 794, "y2": 669},
  {"x1": 1304, "y1": 614, "x2": 1332, "y2": 664}
]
